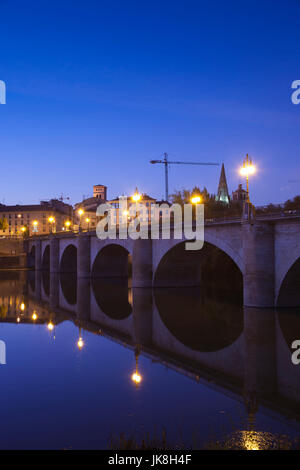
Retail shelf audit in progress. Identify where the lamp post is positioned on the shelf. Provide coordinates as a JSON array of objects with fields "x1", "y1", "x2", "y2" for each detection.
[
  {"x1": 85, "y1": 217, "x2": 90, "y2": 231},
  {"x1": 32, "y1": 220, "x2": 38, "y2": 233},
  {"x1": 132, "y1": 188, "x2": 141, "y2": 222},
  {"x1": 191, "y1": 195, "x2": 201, "y2": 204},
  {"x1": 240, "y1": 154, "x2": 256, "y2": 204},
  {"x1": 78, "y1": 209, "x2": 84, "y2": 231},
  {"x1": 64, "y1": 220, "x2": 71, "y2": 231},
  {"x1": 48, "y1": 216, "x2": 56, "y2": 233}
]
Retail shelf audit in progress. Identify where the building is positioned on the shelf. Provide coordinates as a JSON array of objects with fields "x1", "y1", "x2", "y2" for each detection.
[
  {"x1": 0, "y1": 199, "x2": 73, "y2": 237},
  {"x1": 108, "y1": 188, "x2": 157, "y2": 225},
  {"x1": 93, "y1": 184, "x2": 107, "y2": 200},
  {"x1": 74, "y1": 185, "x2": 108, "y2": 230},
  {"x1": 232, "y1": 184, "x2": 248, "y2": 205},
  {"x1": 216, "y1": 163, "x2": 230, "y2": 204}
]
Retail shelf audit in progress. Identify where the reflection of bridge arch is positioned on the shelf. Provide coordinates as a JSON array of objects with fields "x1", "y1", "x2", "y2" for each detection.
[
  {"x1": 28, "y1": 245, "x2": 35, "y2": 269},
  {"x1": 154, "y1": 287, "x2": 243, "y2": 352},
  {"x1": 92, "y1": 278, "x2": 132, "y2": 320},
  {"x1": 277, "y1": 257, "x2": 300, "y2": 307}
]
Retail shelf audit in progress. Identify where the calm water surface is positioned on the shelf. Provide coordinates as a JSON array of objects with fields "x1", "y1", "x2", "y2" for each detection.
[{"x1": 0, "y1": 270, "x2": 299, "y2": 449}]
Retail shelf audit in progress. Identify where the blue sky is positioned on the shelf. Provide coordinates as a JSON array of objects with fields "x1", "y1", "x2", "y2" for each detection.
[{"x1": 0, "y1": 0, "x2": 300, "y2": 205}]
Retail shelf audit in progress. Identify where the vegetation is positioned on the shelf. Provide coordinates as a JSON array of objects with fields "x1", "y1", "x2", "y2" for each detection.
[
  {"x1": 170, "y1": 188, "x2": 300, "y2": 219},
  {"x1": 108, "y1": 429, "x2": 298, "y2": 450},
  {"x1": 256, "y1": 195, "x2": 300, "y2": 214},
  {"x1": 0, "y1": 217, "x2": 8, "y2": 231},
  {"x1": 170, "y1": 187, "x2": 242, "y2": 219}
]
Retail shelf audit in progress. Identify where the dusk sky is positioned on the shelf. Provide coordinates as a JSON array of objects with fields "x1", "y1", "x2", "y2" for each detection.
[{"x1": 1, "y1": 0, "x2": 300, "y2": 206}]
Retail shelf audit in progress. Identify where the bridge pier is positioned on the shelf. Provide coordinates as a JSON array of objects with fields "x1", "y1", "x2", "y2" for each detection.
[
  {"x1": 243, "y1": 307, "x2": 277, "y2": 418},
  {"x1": 132, "y1": 288, "x2": 153, "y2": 346},
  {"x1": 49, "y1": 273, "x2": 59, "y2": 310},
  {"x1": 132, "y1": 239, "x2": 153, "y2": 287},
  {"x1": 35, "y1": 239, "x2": 42, "y2": 271},
  {"x1": 77, "y1": 277, "x2": 91, "y2": 320},
  {"x1": 243, "y1": 222, "x2": 275, "y2": 307},
  {"x1": 50, "y1": 237, "x2": 59, "y2": 273},
  {"x1": 34, "y1": 240, "x2": 42, "y2": 299},
  {"x1": 77, "y1": 234, "x2": 90, "y2": 278}
]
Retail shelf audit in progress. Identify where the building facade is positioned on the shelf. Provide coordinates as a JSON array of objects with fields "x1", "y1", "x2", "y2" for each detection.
[
  {"x1": 0, "y1": 200, "x2": 73, "y2": 237},
  {"x1": 93, "y1": 184, "x2": 107, "y2": 200},
  {"x1": 108, "y1": 189, "x2": 157, "y2": 225},
  {"x1": 74, "y1": 184, "x2": 108, "y2": 230},
  {"x1": 232, "y1": 184, "x2": 248, "y2": 205},
  {"x1": 216, "y1": 163, "x2": 230, "y2": 204}
]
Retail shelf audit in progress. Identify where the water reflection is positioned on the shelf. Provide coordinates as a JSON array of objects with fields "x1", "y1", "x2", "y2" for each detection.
[
  {"x1": 278, "y1": 308, "x2": 300, "y2": 350},
  {"x1": 0, "y1": 271, "x2": 299, "y2": 447},
  {"x1": 154, "y1": 287, "x2": 243, "y2": 352},
  {"x1": 92, "y1": 278, "x2": 132, "y2": 320}
]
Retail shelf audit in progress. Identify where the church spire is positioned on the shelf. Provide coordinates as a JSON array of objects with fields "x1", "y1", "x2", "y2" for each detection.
[{"x1": 216, "y1": 163, "x2": 230, "y2": 204}]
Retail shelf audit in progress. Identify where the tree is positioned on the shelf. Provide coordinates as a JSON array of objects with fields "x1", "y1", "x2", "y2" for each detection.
[
  {"x1": 170, "y1": 187, "x2": 242, "y2": 219},
  {"x1": 0, "y1": 217, "x2": 8, "y2": 231}
]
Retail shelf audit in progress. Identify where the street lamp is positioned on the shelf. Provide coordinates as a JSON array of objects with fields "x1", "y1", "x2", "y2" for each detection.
[
  {"x1": 240, "y1": 154, "x2": 256, "y2": 203},
  {"x1": 78, "y1": 209, "x2": 84, "y2": 230},
  {"x1": 48, "y1": 216, "x2": 56, "y2": 233},
  {"x1": 32, "y1": 220, "x2": 38, "y2": 233},
  {"x1": 191, "y1": 195, "x2": 201, "y2": 204},
  {"x1": 132, "y1": 188, "x2": 141, "y2": 202},
  {"x1": 85, "y1": 217, "x2": 90, "y2": 231},
  {"x1": 64, "y1": 220, "x2": 71, "y2": 231}
]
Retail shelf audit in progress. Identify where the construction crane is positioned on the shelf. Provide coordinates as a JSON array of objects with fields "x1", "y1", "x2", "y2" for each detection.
[{"x1": 150, "y1": 152, "x2": 219, "y2": 201}]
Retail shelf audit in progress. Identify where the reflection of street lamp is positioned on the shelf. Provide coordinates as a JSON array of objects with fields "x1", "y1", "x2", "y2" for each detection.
[
  {"x1": 47, "y1": 322, "x2": 54, "y2": 331},
  {"x1": 240, "y1": 154, "x2": 256, "y2": 203},
  {"x1": 77, "y1": 327, "x2": 84, "y2": 349},
  {"x1": 131, "y1": 347, "x2": 142, "y2": 387}
]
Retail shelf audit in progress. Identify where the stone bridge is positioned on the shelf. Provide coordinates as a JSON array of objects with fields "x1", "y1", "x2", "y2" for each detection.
[{"x1": 25, "y1": 215, "x2": 300, "y2": 308}]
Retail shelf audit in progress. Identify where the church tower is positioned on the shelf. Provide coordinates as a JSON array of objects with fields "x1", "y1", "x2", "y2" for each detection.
[{"x1": 216, "y1": 163, "x2": 230, "y2": 204}]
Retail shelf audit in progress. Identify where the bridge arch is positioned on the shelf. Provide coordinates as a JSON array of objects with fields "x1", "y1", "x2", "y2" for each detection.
[
  {"x1": 41, "y1": 244, "x2": 50, "y2": 271},
  {"x1": 277, "y1": 257, "x2": 300, "y2": 307},
  {"x1": 60, "y1": 244, "x2": 77, "y2": 273},
  {"x1": 153, "y1": 240, "x2": 243, "y2": 302},
  {"x1": 59, "y1": 244, "x2": 77, "y2": 305},
  {"x1": 92, "y1": 243, "x2": 132, "y2": 279}
]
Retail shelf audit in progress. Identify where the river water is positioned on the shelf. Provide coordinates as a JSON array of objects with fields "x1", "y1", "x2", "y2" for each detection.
[{"x1": 0, "y1": 270, "x2": 299, "y2": 450}]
